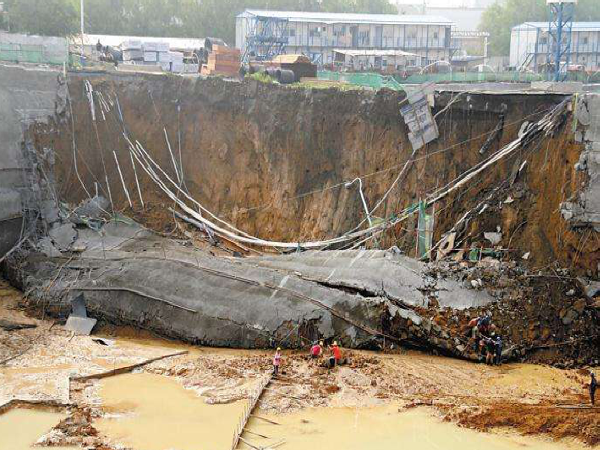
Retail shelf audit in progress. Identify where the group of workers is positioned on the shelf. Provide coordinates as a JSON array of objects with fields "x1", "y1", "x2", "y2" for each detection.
[
  {"x1": 466, "y1": 315, "x2": 503, "y2": 365},
  {"x1": 271, "y1": 328, "x2": 598, "y2": 407},
  {"x1": 272, "y1": 340, "x2": 345, "y2": 376}
]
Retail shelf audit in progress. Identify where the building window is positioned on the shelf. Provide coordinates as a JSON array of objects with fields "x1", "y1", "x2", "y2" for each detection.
[
  {"x1": 583, "y1": 37, "x2": 589, "y2": 45},
  {"x1": 289, "y1": 29, "x2": 295, "y2": 37},
  {"x1": 539, "y1": 37, "x2": 547, "y2": 45},
  {"x1": 359, "y1": 31, "x2": 370, "y2": 45},
  {"x1": 433, "y1": 31, "x2": 439, "y2": 40},
  {"x1": 334, "y1": 26, "x2": 346, "y2": 37}
]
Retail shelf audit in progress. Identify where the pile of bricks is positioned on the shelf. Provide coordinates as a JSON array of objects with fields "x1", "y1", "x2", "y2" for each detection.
[{"x1": 201, "y1": 45, "x2": 241, "y2": 77}]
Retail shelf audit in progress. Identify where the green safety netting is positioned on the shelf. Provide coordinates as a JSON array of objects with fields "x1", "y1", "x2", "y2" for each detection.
[
  {"x1": 319, "y1": 70, "x2": 598, "y2": 90},
  {"x1": 318, "y1": 70, "x2": 404, "y2": 90},
  {"x1": 0, "y1": 42, "x2": 67, "y2": 65}
]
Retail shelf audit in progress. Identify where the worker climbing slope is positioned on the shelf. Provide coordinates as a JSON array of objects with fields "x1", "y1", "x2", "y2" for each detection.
[{"x1": 273, "y1": 347, "x2": 282, "y2": 376}]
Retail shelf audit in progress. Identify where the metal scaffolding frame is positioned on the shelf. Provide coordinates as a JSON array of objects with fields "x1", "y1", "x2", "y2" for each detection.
[
  {"x1": 241, "y1": 15, "x2": 289, "y2": 63},
  {"x1": 546, "y1": 0, "x2": 575, "y2": 81}
]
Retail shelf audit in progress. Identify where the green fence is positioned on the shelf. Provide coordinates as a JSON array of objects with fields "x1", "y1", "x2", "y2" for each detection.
[
  {"x1": 318, "y1": 70, "x2": 600, "y2": 90},
  {"x1": 0, "y1": 36, "x2": 68, "y2": 66},
  {"x1": 318, "y1": 71, "x2": 405, "y2": 90}
]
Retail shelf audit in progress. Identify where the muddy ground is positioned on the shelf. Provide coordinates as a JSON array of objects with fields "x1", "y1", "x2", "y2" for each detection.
[{"x1": 1, "y1": 278, "x2": 597, "y2": 450}]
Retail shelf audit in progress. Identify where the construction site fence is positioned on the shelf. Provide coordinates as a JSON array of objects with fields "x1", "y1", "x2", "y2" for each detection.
[
  {"x1": 0, "y1": 33, "x2": 68, "y2": 66},
  {"x1": 318, "y1": 70, "x2": 600, "y2": 90}
]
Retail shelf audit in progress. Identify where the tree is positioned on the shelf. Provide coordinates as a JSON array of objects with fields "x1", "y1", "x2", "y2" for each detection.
[
  {"x1": 5, "y1": 0, "x2": 79, "y2": 36},
  {"x1": 480, "y1": 0, "x2": 600, "y2": 56},
  {"x1": 3, "y1": 0, "x2": 398, "y2": 42}
]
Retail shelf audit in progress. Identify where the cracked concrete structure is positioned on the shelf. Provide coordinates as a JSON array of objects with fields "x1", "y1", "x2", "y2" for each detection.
[
  {"x1": 0, "y1": 64, "x2": 64, "y2": 257},
  {"x1": 252, "y1": 251, "x2": 494, "y2": 309},
  {"x1": 562, "y1": 94, "x2": 600, "y2": 233}
]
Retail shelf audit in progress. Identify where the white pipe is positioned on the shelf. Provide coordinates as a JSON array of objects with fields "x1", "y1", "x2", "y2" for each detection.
[
  {"x1": 127, "y1": 142, "x2": 386, "y2": 249},
  {"x1": 113, "y1": 150, "x2": 132, "y2": 208},
  {"x1": 345, "y1": 177, "x2": 373, "y2": 228}
]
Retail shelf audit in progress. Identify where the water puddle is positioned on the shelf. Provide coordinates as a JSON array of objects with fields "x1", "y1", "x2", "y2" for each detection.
[
  {"x1": 243, "y1": 404, "x2": 586, "y2": 450},
  {"x1": 95, "y1": 372, "x2": 249, "y2": 450},
  {"x1": 0, "y1": 408, "x2": 78, "y2": 450}
]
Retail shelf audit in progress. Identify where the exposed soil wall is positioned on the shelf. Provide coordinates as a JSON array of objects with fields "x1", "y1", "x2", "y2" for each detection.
[{"x1": 32, "y1": 73, "x2": 598, "y2": 274}]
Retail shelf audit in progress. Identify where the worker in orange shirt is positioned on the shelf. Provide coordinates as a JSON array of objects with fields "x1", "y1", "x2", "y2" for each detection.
[{"x1": 328, "y1": 341, "x2": 342, "y2": 368}]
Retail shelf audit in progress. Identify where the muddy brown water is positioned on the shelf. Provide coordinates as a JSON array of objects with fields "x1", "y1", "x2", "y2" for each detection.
[
  {"x1": 92, "y1": 372, "x2": 589, "y2": 450},
  {"x1": 95, "y1": 372, "x2": 249, "y2": 450},
  {"x1": 244, "y1": 405, "x2": 589, "y2": 450},
  {"x1": 0, "y1": 408, "x2": 78, "y2": 450}
]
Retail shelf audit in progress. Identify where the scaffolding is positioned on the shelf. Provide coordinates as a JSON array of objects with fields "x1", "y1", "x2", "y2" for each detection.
[
  {"x1": 546, "y1": 0, "x2": 576, "y2": 81},
  {"x1": 240, "y1": 15, "x2": 289, "y2": 63}
]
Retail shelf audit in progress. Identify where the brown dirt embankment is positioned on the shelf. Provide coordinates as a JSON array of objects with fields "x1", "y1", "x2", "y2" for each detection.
[{"x1": 30, "y1": 74, "x2": 597, "y2": 274}]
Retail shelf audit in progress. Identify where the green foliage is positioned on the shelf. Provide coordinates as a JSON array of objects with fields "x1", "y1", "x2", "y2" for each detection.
[
  {"x1": 479, "y1": 0, "x2": 600, "y2": 56},
  {"x1": 246, "y1": 71, "x2": 275, "y2": 83},
  {"x1": 4, "y1": 0, "x2": 79, "y2": 36},
  {"x1": 3, "y1": 0, "x2": 397, "y2": 42}
]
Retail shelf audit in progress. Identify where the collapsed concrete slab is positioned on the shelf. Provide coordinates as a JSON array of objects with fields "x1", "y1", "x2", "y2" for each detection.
[
  {"x1": 7, "y1": 221, "x2": 496, "y2": 359},
  {"x1": 11, "y1": 218, "x2": 596, "y2": 366},
  {"x1": 251, "y1": 250, "x2": 495, "y2": 309}
]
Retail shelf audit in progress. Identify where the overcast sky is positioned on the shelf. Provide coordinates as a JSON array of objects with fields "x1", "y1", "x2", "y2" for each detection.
[{"x1": 391, "y1": 0, "x2": 491, "y2": 8}]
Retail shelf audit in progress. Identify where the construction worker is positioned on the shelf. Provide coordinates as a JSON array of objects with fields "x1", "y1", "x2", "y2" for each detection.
[
  {"x1": 310, "y1": 340, "x2": 323, "y2": 359},
  {"x1": 494, "y1": 335, "x2": 503, "y2": 366},
  {"x1": 484, "y1": 336, "x2": 495, "y2": 365},
  {"x1": 591, "y1": 373, "x2": 597, "y2": 406},
  {"x1": 328, "y1": 341, "x2": 342, "y2": 368},
  {"x1": 272, "y1": 347, "x2": 282, "y2": 376}
]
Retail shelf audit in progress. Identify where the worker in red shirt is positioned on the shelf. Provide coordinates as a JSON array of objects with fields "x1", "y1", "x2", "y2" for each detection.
[{"x1": 310, "y1": 340, "x2": 323, "y2": 359}]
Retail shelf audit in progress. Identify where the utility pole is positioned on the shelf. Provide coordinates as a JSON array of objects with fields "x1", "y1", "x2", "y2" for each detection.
[{"x1": 80, "y1": 0, "x2": 85, "y2": 36}]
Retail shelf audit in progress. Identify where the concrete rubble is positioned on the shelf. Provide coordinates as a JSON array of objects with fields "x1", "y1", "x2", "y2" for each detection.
[{"x1": 3, "y1": 218, "x2": 596, "y2": 366}]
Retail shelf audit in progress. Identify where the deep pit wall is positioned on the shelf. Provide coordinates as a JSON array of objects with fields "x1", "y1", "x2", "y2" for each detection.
[
  {"x1": 0, "y1": 65, "x2": 65, "y2": 257},
  {"x1": 31, "y1": 73, "x2": 597, "y2": 274}
]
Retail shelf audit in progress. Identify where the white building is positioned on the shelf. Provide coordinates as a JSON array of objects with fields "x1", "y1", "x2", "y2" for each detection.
[
  {"x1": 510, "y1": 22, "x2": 600, "y2": 71},
  {"x1": 236, "y1": 10, "x2": 454, "y2": 67}
]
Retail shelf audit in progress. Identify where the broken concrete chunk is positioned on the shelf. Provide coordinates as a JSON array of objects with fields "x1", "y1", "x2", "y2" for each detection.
[
  {"x1": 70, "y1": 196, "x2": 109, "y2": 225},
  {"x1": 40, "y1": 199, "x2": 60, "y2": 224},
  {"x1": 71, "y1": 293, "x2": 88, "y2": 318},
  {"x1": 49, "y1": 222, "x2": 77, "y2": 251},
  {"x1": 484, "y1": 232, "x2": 502, "y2": 246},
  {"x1": 37, "y1": 237, "x2": 62, "y2": 257},
  {"x1": 65, "y1": 316, "x2": 97, "y2": 336},
  {"x1": 521, "y1": 252, "x2": 530, "y2": 260}
]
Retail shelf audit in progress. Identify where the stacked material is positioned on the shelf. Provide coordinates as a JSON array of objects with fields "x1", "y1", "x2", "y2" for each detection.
[
  {"x1": 268, "y1": 54, "x2": 317, "y2": 82},
  {"x1": 201, "y1": 45, "x2": 240, "y2": 77},
  {"x1": 169, "y1": 51, "x2": 185, "y2": 73},
  {"x1": 122, "y1": 40, "x2": 179, "y2": 72},
  {"x1": 122, "y1": 40, "x2": 143, "y2": 62},
  {"x1": 141, "y1": 41, "x2": 169, "y2": 64}
]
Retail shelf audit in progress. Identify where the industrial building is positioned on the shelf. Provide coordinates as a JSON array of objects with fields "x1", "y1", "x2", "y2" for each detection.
[
  {"x1": 510, "y1": 22, "x2": 600, "y2": 72},
  {"x1": 235, "y1": 9, "x2": 454, "y2": 67}
]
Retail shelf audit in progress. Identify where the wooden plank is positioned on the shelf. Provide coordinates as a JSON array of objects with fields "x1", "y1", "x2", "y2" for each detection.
[
  {"x1": 250, "y1": 414, "x2": 280, "y2": 425},
  {"x1": 71, "y1": 351, "x2": 188, "y2": 382}
]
